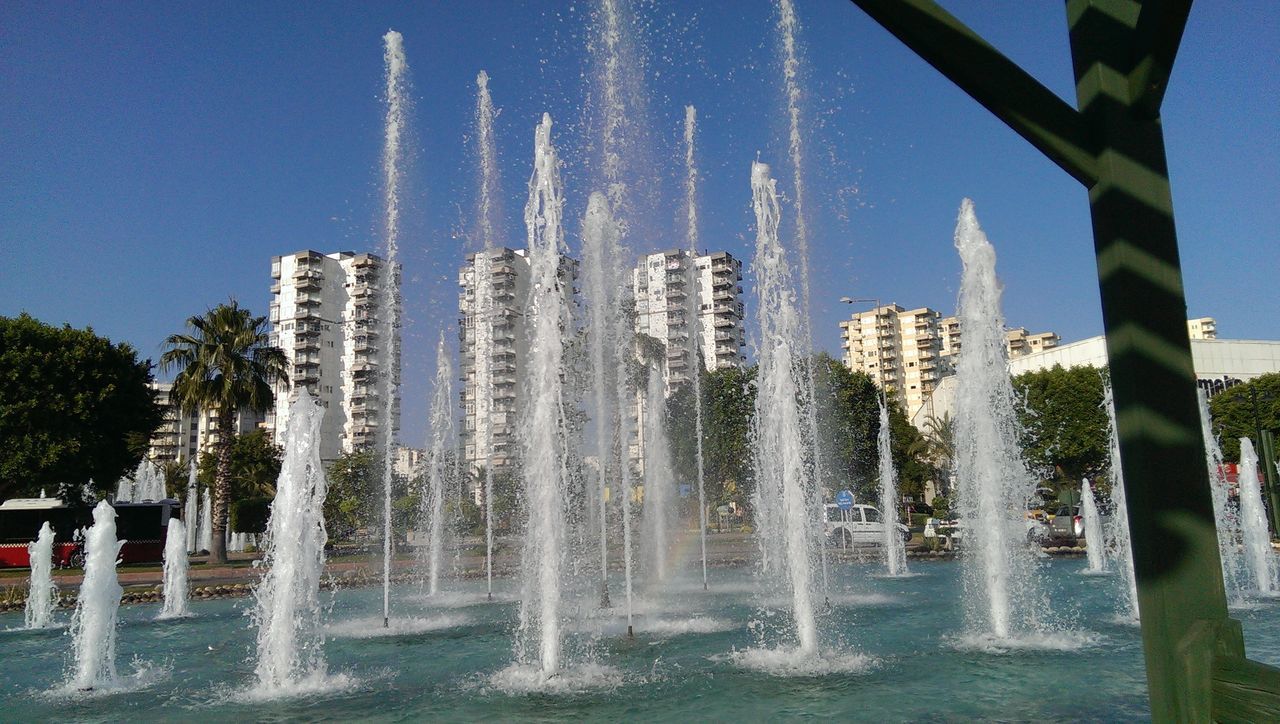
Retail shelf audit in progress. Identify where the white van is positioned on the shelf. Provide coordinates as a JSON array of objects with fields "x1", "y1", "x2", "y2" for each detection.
[{"x1": 825, "y1": 503, "x2": 910, "y2": 546}]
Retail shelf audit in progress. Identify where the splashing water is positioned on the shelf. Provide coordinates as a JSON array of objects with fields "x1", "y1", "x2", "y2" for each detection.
[
  {"x1": 198, "y1": 488, "x2": 212, "y2": 553},
  {"x1": 641, "y1": 363, "x2": 677, "y2": 586},
  {"x1": 749, "y1": 161, "x2": 819, "y2": 655},
  {"x1": 376, "y1": 29, "x2": 408, "y2": 629},
  {"x1": 951, "y1": 199, "x2": 1047, "y2": 641},
  {"x1": 775, "y1": 0, "x2": 829, "y2": 603},
  {"x1": 474, "y1": 69, "x2": 500, "y2": 602},
  {"x1": 422, "y1": 334, "x2": 455, "y2": 597},
  {"x1": 185, "y1": 460, "x2": 198, "y2": 553},
  {"x1": 158, "y1": 519, "x2": 190, "y2": 619},
  {"x1": 250, "y1": 392, "x2": 331, "y2": 694},
  {"x1": 1238, "y1": 438, "x2": 1278, "y2": 594},
  {"x1": 1198, "y1": 391, "x2": 1244, "y2": 602},
  {"x1": 878, "y1": 401, "x2": 908, "y2": 576},
  {"x1": 1080, "y1": 480, "x2": 1106, "y2": 574},
  {"x1": 514, "y1": 114, "x2": 572, "y2": 675},
  {"x1": 25, "y1": 521, "x2": 58, "y2": 629},
  {"x1": 582, "y1": 190, "x2": 623, "y2": 609},
  {"x1": 66, "y1": 501, "x2": 125, "y2": 690},
  {"x1": 683, "y1": 105, "x2": 709, "y2": 591},
  {"x1": 1105, "y1": 386, "x2": 1139, "y2": 618}
]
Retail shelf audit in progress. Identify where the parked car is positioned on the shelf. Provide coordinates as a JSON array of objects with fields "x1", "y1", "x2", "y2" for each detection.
[
  {"x1": 825, "y1": 503, "x2": 910, "y2": 546},
  {"x1": 1046, "y1": 504, "x2": 1110, "y2": 543}
]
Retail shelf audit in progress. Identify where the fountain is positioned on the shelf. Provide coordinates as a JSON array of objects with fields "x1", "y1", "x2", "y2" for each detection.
[
  {"x1": 185, "y1": 460, "x2": 198, "y2": 553},
  {"x1": 25, "y1": 521, "x2": 58, "y2": 629},
  {"x1": 877, "y1": 400, "x2": 908, "y2": 576},
  {"x1": 776, "y1": 0, "x2": 830, "y2": 602},
  {"x1": 951, "y1": 199, "x2": 1048, "y2": 642},
  {"x1": 641, "y1": 362, "x2": 677, "y2": 586},
  {"x1": 682, "y1": 104, "x2": 710, "y2": 590},
  {"x1": 421, "y1": 334, "x2": 455, "y2": 597},
  {"x1": 511, "y1": 113, "x2": 572, "y2": 677},
  {"x1": 748, "y1": 161, "x2": 820, "y2": 656},
  {"x1": 158, "y1": 519, "x2": 190, "y2": 619},
  {"x1": 66, "y1": 501, "x2": 125, "y2": 691},
  {"x1": 198, "y1": 488, "x2": 212, "y2": 553},
  {"x1": 1103, "y1": 386, "x2": 1139, "y2": 618},
  {"x1": 1238, "y1": 438, "x2": 1278, "y2": 595},
  {"x1": 580, "y1": 0, "x2": 650, "y2": 620},
  {"x1": 250, "y1": 392, "x2": 332, "y2": 694},
  {"x1": 375, "y1": 29, "x2": 408, "y2": 629},
  {"x1": 474, "y1": 69, "x2": 500, "y2": 603},
  {"x1": 581, "y1": 190, "x2": 622, "y2": 612},
  {"x1": 1080, "y1": 480, "x2": 1106, "y2": 574},
  {"x1": 1198, "y1": 391, "x2": 1245, "y2": 601}
]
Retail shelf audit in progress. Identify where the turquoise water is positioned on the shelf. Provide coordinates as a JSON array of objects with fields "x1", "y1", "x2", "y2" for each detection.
[{"x1": 4, "y1": 558, "x2": 1278, "y2": 721}]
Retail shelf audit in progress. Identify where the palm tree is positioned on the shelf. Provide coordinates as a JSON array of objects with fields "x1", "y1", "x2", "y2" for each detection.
[
  {"x1": 161, "y1": 301, "x2": 287, "y2": 563},
  {"x1": 921, "y1": 412, "x2": 956, "y2": 492}
]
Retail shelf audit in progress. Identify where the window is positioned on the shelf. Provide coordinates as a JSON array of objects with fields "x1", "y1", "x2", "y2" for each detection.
[{"x1": 863, "y1": 507, "x2": 882, "y2": 523}]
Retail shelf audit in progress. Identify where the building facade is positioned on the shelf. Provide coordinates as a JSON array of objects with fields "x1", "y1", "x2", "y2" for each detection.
[
  {"x1": 458, "y1": 247, "x2": 533, "y2": 483},
  {"x1": 146, "y1": 381, "x2": 265, "y2": 465},
  {"x1": 267, "y1": 249, "x2": 394, "y2": 462},
  {"x1": 839, "y1": 304, "x2": 944, "y2": 418},
  {"x1": 632, "y1": 249, "x2": 746, "y2": 387},
  {"x1": 1188, "y1": 317, "x2": 1218, "y2": 340}
]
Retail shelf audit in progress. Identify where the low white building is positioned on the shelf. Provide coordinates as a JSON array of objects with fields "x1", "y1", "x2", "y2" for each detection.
[{"x1": 914, "y1": 336, "x2": 1280, "y2": 427}]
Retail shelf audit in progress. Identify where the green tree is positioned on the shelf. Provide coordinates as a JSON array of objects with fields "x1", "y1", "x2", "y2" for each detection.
[
  {"x1": 811, "y1": 353, "x2": 929, "y2": 502},
  {"x1": 918, "y1": 412, "x2": 955, "y2": 489},
  {"x1": 326, "y1": 449, "x2": 377, "y2": 541},
  {"x1": 667, "y1": 365, "x2": 757, "y2": 510},
  {"x1": 0, "y1": 314, "x2": 163, "y2": 500},
  {"x1": 197, "y1": 429, "x2": 282, "y2": 502},
  {"x1": 1012, "y1": 364, "x2": 1110, "y2": 484},
  {"x1": 161, "y1": 301, "x2": 287, "y2": 563},
  {"x1": 1209, "y1": 373, "x2": 1280, "y2": 462},
  {"x1": 812, "y1": 354, "x2": 880, "y2": 500}
]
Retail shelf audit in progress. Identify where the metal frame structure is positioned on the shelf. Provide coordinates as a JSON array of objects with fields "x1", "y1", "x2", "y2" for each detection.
[{"x1": 847, "y1": 1, "x2": 1280, "y2": 719}]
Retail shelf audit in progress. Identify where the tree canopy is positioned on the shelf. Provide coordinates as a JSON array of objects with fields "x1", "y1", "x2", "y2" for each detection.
[
  {"x1": 1012, "y1": 364, "x2": 1110, "y2": 484},
  {"x1": 196, "y1": 429, "x2": 282, "y2": 502},
  {"x1": 1209, "y1": 372, "x2": 1280, "y2": 462},
  {"x1": 0, "y1": 314, "x2": 163, "y2": 500},
  {"x1": 666, "y1": 365, "x2": 757, "y2": 510},
  {"x1": 161, "y1": 300, "x2": 286, "y2": 563}
]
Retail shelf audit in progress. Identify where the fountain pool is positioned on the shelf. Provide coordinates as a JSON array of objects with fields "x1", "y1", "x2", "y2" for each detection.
[{"x1": 8, "y1": 559, "x2": 1279, "y2": 718}]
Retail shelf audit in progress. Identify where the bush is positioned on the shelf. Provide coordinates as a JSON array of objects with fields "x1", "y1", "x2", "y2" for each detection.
[{"x1": 231, "y1": 496, "x2": 272, "y2": 534}]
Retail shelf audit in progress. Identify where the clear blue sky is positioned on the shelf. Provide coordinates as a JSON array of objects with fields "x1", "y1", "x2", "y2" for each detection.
[{"x1": 2, "y1": 1, "x2": 1276, "y2": 445}]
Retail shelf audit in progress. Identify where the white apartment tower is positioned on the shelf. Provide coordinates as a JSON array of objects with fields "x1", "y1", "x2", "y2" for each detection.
[
  {"x1": 458, "y1": 247, "x2": 533, "y2": 484},
  {"x1": 632, "y1": 249, "x2": 746, "y2": 386},
  {"x1": 937, "y1": 315, "x2": 1060, "y2": 365},
  {"x1": 146, "y1": 381, "x2": 265, "y2": 465},
  {"x1": 1188, "y1": 317, "x2": 1217, "y2": 340},
  {"x1": 268, "y1": 250, "x2": 394, "y2": 462},
  {"x1": 839, "y1": 304, "x2": 944, "y2": 418}
]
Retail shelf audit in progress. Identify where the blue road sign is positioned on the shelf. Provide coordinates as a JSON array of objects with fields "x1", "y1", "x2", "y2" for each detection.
[{"x1": 835, "y1": 490, "x2": 854, "y2": 511}]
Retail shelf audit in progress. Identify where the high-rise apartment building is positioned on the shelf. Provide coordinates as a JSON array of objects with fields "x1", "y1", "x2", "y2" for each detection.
[
  {"x1": 458, "y1": 247, "x2": 533, "y2": 484},
  {"x1": 267, "y1": 250, "x2": 395, "y2": 462},
  {"x1": 632, "y1": 249, "x2": 746, "y2": 386},
  {"x1": 146, "y1": 381, "x2": 265, "y2": 465},
  {"x1": 839, "y1": 304, "x2": 944, "y2": 418}
]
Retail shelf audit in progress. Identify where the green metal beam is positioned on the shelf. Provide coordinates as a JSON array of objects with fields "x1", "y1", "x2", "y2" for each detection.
[
  {"x1": 1127, "y1": 0, "x2": 1194, "y2": 117},
  {"x1": 848, "y1": 0, "x2": 1098, "y2": 186},
  {"x1": 847, "y1": 0, "x2": 1280, "y2": 719}
]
